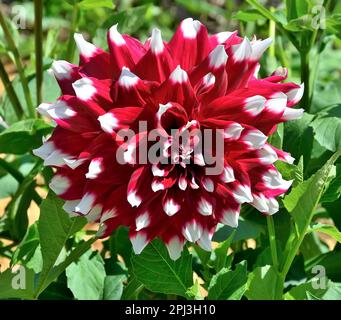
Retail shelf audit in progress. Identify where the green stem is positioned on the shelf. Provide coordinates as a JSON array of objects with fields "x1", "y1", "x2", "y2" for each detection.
[
  {"x1": 266, "y1": 215, "x2": 279, "y2": 271},
  {"x1": 269, "y1": 8, "x2": 276, "y2": 58},
  {"x1": 309, "y1": 48, "x2": 321, "y2": 108},
  {"x1": 281, "y1": 233, "x2": 303, "y2": 281},
  {"x1": 65, "y1": 5, "x2": 80, "y2": 62},
  {"x1": 0, "y1": 158, "x2": 42, "y2": 205},
  {"x1": 300, "y1": 50, "x2": 310, "y2": 112},
  {"x1": 0, "y1": 59, "x2": 24, "y2": 119},
  {"x1": 34, "y1": 0, "x2": 43, "y2": 106},
  {"x1": 0, "y1": 10, "x2": 35, "y2": 118}
]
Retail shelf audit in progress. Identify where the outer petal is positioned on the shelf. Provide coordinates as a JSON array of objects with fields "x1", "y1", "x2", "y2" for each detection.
[{"x1": 169, "y1": 18, "x2": 210, "y2": 71}]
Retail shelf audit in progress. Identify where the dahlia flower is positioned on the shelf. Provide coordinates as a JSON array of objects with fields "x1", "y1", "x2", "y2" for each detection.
[{"x1": 34, "y1": 18, "x2": 304, "y2": 260}]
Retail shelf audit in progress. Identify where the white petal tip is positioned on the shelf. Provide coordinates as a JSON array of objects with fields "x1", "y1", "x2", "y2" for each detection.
[
  {"x1": 127, "y1": 191, "x2": 142, "y2": 208},
  {"x1": 72, "y1": 77, "x2": 96, "y2": 101},
  {"x1": 209, "y1": 45, "x2": 228, "y2": 68},
  {"x1": 166, "y1": 238, "x2": 184, "y2": 260},
  {"x1": 282, "y1": 108, "x2": 304, "y2": 121},
  {"x1": 51, "y1": 60, "x2": 73, "y2": 80},
  {"x1": 131, "y1": 233, "x2": 148, "y2": 255},
  {"x1": 74, "y1": 33, "x2": 97, "y2": 58},
  {"x1": 150, "y1": 28, "x2": 164, "y2": 54},
  {"x1": 170, "y1": 65, "x2": 188, "y2": 83},
  {"x1": 119, "y1": 67, "x2": 139, "y2": 88},
  {"x1": 181, "y1": 18, "x2": 201, "y2": 39},
  {"x1": 182, "y1": 222, "x2": 202, "y2": 242},
  {"x1": 109, "y1": 24, "x2": 125, "y2": 46},
  {"x1": 251, "y1": 38, "x2": 273, "y2": 60},
  {"x1": 220, "y1": 210, "x2": 239, "y2": 228}
]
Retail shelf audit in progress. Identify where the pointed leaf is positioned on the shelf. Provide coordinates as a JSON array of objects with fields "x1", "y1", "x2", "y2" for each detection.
[
  {"x1": 208, "y1": 261, "x2": 247, "y2": 300},
  {"x1": 131, "y1": 239, "x2": 193, "y2": 298}
]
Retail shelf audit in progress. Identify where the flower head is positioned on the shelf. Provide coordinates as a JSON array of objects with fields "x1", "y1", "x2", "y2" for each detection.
[{"x1": 34, "y1": 18, "x2": 304, "y2": 260}]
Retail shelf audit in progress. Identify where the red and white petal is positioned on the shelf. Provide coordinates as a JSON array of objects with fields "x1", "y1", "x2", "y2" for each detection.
[
  {"x1": 166, "y1": 237, "x2": 184, "y2": 260},
  {"x1": 153, "y1": 65, "x2": 197, "y2": 114},
  {"x1": 74, "y1": 33, "x2": 111, "y2": 79},
  {"x1": 130, "y1": 232, "x2": 149, "y2": 254},
  {"x1": 209, "y1": 31, "x2": 237, "y2": 48},
  {"x1": 169, "y1": 18, "x2": 210, "y2": 71},
  {"x1": 240, "y1": 128, "x2": 268, "y2": 149},
  {"x1": 250, "y1": 38, "x2": 272, "y2": 61},
  {"x1": 98, "y1": 107, "x2": 141, "y2": 134},
  {"x1": 197, "y1": 229, "x2": 213, "y2": 251},
  {"x1": 162, "y1": 191, "x2": 181, "y2": 216},
  {"x1": 50, "y1": 60, "x2": 80, "y2": 95},
  {"x1": 220, "y1": 208, "x2": 240, "y2": 228},
  {"x1": 286, "y1": 83, "x2": 304, "y2": 107},
  {"x1": 182, "y1": 220, "x2": 203, "y2": 242},
  {"x1": 134, "y1": 28, "x2": 174, "y2": 83},
  {"x1": 111, "y1": 67, "x2": 150, "y2": 107},
  {"x1": 231, "y1": 183, "x2": 254, "y2": 204},
  {"x1": 107, "y1": 24, "x2": 145, "y2": 78}
]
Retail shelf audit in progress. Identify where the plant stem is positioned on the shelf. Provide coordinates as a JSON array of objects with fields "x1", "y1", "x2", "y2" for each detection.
[
  {"x1": 65, "y1": 5, "x2": 80, "y2": 62},
  {"x1": 34, "y1": 0, "x2": 43, "y2": 106},
  {"x1": 0, "y1": 59, "x2": 24, "y2": 119},
  {"x1": 0, "y1": 9, "x2": 35, "y2": 118},
  {"x1": 280, "y1": 233, "x2": 302, "y2": 280},
  {"x1": 266, "y1": 215, "x2": 279, "y2": 271},
  {"x1": 300, "y1": 50, "x2": 310, "y2": 112},
  {"x1": 269, "y1": 8, "x2": 276, "y2": 58}
]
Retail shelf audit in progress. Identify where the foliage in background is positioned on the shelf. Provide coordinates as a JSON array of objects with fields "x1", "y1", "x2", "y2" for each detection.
[{"x1": 0, "y1": 0, "x2": 341, "y2": 300}]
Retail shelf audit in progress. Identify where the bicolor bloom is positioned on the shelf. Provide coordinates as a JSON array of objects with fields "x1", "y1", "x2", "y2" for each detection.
[{"x1": 34, "y1": 19, "x2": 304, "y2": 260}]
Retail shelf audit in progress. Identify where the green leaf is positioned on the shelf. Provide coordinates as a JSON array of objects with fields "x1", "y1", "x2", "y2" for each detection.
[
  {"x1": 233, "y1": 10, "x2": 266, "y2": 22},
  {"x1": 245, "y1": 265, "x2": 282, "y2": 300},
  {"x1": 186, "y1": 280, "x2": 204, "y2": 300},
  {"x1": 286, "y1": 0, "x2": 309, "y2": 21},
  {"x1": 283, "y1": 152, "x2": 341, "y2": 235},
  {"x1": 12, "y1": 223, "x2": 40, "y2": 266},
  {"x1": 327, "y1": 14, "x2": 341, "y2": 39},
  {"x1": 213, "y1": 230, "x2": 236, "y2": 272},
  {"x1": 1, "y1": 71, "x2": 60, "y2": 124},
  {"x1": 103, "y1": 5, "x2": 152, "y2": 34},
  {"x1": 113, "y1": 227, "x2": 132, "y2": 268},
  {"x1": 103, "y1": 275, "x2": 125, "y2": 300},
  {"x1": 0, "y1": 119, "x2": 52, "y2": 154},
  {"x1": 321, "y1": 164, "x2": 341, "y2": 202},
  {"x1": 283, "y1": 113, "x2": 314, "y2": 164},
  {"x1": 131, "y1": 239, "x2": 193, "y2": 298},
  {"x1": 35, "y1": 192, "x2": 87, "y2": 297},
  {"x1": 308, "y1": 223, "x2": 341, "y2": 243},
  {"x1": 284, "y1": 280, "x2": 341, "y2": 300},
  {"x1": 246, "y1": 0, "x2": 282, "y2": 23},
  {"x1": 268, "y1": 123, "x2": 284, "y2": 149},
  {"x1": 121, "y1": 275, "x2": 143, "y2": 300},
  {"x1": 311, "y1": 105, "x2": 341, "y2": 152},
  {"x1": 66, "y1": 250, "x2": 106, "y2": 300},
  {"x1": 213, "y1": 218, "x2": 265, "y2": 243},
  {"x1": 208, "y1": 262, "x2": 248, "y2": 300},
  {"x1": 284, "y1": 15, "x2": 313, "y2": 32},
  {"x1": 44, "y1": 238, "x2": 96, "y2": 286},
  {"x1": 78, "y1": 0, "x2": 114, "y2": 9},
  {"x1": 254, "y1": 246, "x2": 284, "y2": 268},
  {"x1": 193, "y1": 244, "x2": 211, "y2": 267}
]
